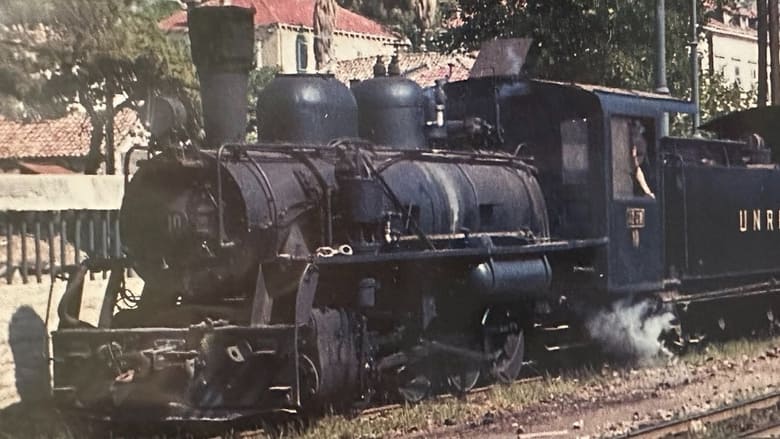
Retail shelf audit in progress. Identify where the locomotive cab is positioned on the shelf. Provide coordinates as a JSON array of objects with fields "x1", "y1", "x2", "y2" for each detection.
[
  {"x1": 597, "y1": 91, "x2": 696, "y2": 294},
  {"x1": 445, "y1": 78, "x2": 696, "y2": 295}
]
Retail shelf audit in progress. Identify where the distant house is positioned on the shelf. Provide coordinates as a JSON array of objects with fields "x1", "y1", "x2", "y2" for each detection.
[
  {"x1": 0, "y1": 109, "x2": 143, "y2": 174},
  {"x1": 335, "y1": 52, "x2": 476, "y2": 87},
  {"x1": 703, "y1": 5, "x2": 763, "y2": 93},
  {"x1": 160, "y1": 0, "x2": 404, "y2": 74}
]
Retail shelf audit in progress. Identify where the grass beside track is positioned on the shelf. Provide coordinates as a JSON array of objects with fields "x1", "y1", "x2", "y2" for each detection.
[
  {"x1": 0, "y1": 336, "x2": 777, "y2": 439},
  {"x1": 277, "y1": 375, "x2": 583, "y2": 439},
  {"x1": 274, "y1": 336, "x2": 780, "y2": 439}
]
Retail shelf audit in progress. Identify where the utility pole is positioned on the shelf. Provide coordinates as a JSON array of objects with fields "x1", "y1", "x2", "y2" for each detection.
[
  {"x1": 770, "y1": 0, "x2": 780, "y2": 104},
  {"x1": 655, "y1": 0, "x2": 669, "y2": 136},
  {"x1": 655, "y1": 0, "x2": 669, "y2": 94},
  {"x1": 759, "y1": 0, "x2": 768, "y2": 106},
  {"x1": 690, "y1": 0, "x2": 700, "y2": 132},
  {"x1": 105, "y1": 83, "x2": 115, "y2": 175}
]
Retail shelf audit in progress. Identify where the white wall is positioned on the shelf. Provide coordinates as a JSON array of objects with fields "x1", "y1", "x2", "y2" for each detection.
[
  {"x1": 704, "y1": 25, "x2": 767, "y2": 94},
  {"x1": 0, "y1": 277, "x2": 144, "y2": 408},
  {"x1": 266, "y1": 26, "x2": 397, "y2": 73},
  {"x1": 0, "y1": 175, "x2": 124, "y2": 211}
]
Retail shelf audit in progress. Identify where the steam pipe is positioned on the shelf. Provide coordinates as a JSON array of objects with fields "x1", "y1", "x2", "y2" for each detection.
[{"x1": 188, "y1": 6, "x2": 255, "y2": 148}]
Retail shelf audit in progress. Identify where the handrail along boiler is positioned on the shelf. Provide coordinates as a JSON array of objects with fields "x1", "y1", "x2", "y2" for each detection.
[{"x1": 51, "y1": 5, "x2": 780, "y2": 421}]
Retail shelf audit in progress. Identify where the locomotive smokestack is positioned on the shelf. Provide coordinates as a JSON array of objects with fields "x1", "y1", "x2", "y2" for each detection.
[{"x1": 188, "y1": 6, "x2": 255, "y2": 148}]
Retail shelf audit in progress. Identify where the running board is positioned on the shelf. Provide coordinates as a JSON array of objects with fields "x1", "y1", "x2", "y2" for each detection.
[{"x1": 662, "y1": 282, "x2": 780, "y2": 305}]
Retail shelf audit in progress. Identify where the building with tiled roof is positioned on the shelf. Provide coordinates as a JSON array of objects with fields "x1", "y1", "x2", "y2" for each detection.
[
  {"x1": 335, "y1": 52, "x2": 476, "y2": 87},
  {"x1": 702, "y1": 2, "x2": 767, "y2": 95},
  {"x1": 161, "y1": 0, "x2": 404, "y2": 74},
  {"x1": 0, "y1": 109, "x2": 143, "y2": 174}
]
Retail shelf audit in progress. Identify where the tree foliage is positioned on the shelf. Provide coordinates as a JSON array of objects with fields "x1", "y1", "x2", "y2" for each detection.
[
  {"x1": 337, "y1": 0, "x2": 438, "y2": 49},
  {"x1": 0, "y1": 0, "x2": 196, "y2": 172},
  {"x1": 247, "y1": 65, "x2": 280, "y2": 141},
  {"x1": 700, "y1": 71, "x2": 757, "y2": 120},
  {"x1": 436, "y1": 1, "x2": 700, "y2": 94},
  {"x1": 437, "y1": 0, "x2": 757, "y2": 126}
]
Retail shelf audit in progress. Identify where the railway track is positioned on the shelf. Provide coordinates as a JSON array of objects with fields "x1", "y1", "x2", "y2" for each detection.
[
  {"x1": 359, "y1": 376, "x2": 545, "y2": 417},
  {"x1": 625, "y1": 390, "x2": 780, "y2": 438},
  {"x1": 740, "y1": 421, "x2": 780, "y2": 438}
]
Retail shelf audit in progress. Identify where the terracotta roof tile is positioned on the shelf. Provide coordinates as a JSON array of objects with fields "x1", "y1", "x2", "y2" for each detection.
[
  {"x1": 17, "y1": 161, "x2": 76, "y2": 174},
  {"x1": 0, "y1": 109, "x2": 140, "y2": 160},
  {"x1": 160, "y1": 0, "x2": 396, "y2": 38},
  {"x1": 335, "y1": 52, "x2": 476, "y2": 87}
]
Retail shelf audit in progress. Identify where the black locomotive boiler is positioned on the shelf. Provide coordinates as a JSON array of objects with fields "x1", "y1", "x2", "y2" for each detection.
[{"x1": 51, "y1": 5, "x2": 780, "y2": 422}]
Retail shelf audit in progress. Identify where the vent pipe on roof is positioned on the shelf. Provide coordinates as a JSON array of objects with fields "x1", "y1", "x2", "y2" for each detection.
[{"x1": 188, "y1": 6, "x2": 255, "y2": 148}]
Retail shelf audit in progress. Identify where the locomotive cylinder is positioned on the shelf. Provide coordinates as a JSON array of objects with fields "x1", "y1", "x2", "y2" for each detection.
[
  {"x1": 189, "y1": 6, "x2": 255, "y2": 148},
  {"x1": 468, "y1": 257, "x2": 552, "y2": 300}
]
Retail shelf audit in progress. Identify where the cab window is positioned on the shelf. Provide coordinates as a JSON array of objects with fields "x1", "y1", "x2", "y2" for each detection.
[
  {"x1": 611, "y1": 116, "x2": 656, "y2": 200},
  {"x1": 561, "y1": 118, "x2": 589, "y2": 185}
]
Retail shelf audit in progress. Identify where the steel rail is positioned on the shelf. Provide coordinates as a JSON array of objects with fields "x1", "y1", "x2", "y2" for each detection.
[
  {"x1": 739, "y1": 420, "x2": 780, "y2": 438},
  {"x1": 625, "y1": 390, "x2": 780, "y2": 438},
  {"x1": 359, "y1": 376, "x2": 544, "y2": 417}
]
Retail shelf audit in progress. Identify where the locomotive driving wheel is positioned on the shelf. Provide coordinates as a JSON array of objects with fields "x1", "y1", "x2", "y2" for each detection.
[
  {"x1": 396, "y1": 365, "x2": 431, "y2": 403},
  {"x1": 445, "y1": 358, "x2": 481, "y2": 395},
  {"x1": 482, "y1": 307, "x2": 525, "y2": 384}
]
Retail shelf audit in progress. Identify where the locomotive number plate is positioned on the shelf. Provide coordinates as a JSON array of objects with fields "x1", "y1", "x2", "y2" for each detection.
[
  {"x1": 167, "y1": 212, "x2": 186, "y2": 234},
  {"x1": 626, "y1": 207, "x2": 645, "y2": 229}
]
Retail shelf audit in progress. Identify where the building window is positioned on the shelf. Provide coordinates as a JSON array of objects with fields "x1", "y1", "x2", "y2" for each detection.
[
  {"x1": 255, "y1": 39, "x2": 263, "y2": 68},
  {"x1": 296, "y1": 34, "x2": 308, "y2": 73}
]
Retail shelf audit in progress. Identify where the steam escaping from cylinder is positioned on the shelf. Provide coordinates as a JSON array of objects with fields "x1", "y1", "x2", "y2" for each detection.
[
  {"x1": 585, "y1": 299, "x2": 675, "y2": 364},
  {"x1": 188, "y1": 5, "x2": 255, "y2": 148}
]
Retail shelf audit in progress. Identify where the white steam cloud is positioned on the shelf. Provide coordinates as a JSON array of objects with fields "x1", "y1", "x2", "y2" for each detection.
[{"x1": 585, "y1": 299, "x2": 675, "y2": 364}]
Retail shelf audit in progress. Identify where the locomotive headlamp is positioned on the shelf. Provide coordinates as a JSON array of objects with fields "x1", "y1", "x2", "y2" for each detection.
[{"x1": 144, "y1": 96, "x2": 186, "y2": 142}]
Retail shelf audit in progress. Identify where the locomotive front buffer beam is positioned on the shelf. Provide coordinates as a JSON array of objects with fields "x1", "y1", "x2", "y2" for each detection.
[
  {"x1": 52, "y1": 262, "x2": 309, "y2": 421},
  {"x1": 52, "y1": 324, "x2": 301, "y2": 422},
  {"x1": 52, "y1": 261, "x2": 365, "y2": 420}
]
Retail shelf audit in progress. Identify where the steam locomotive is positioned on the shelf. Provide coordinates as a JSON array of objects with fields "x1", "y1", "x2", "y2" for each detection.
[{"x1": 51, "y1": 6, "x2": 780, "y2": 422}]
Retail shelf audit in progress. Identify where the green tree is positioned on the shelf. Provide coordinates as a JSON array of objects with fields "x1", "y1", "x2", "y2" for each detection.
[
  {"x1": 437, "y1": 0, "x2": 757, "y2": 129},
  {"x1": 247, "y1": 65, "x2": 280, "y2": 141},
  {"x1": 700, "y1": 71, "x2": 757, "y2": 120},
  {"x1": 437, "y1": 0, "x2": 702, "y2": 95},
  {"x1": 0, "y1": 0, "x2": 197, "y2": 173},
  {"x1": 337, "y1": 0, "x2": 435, "y2": 49},
  {"x1": 671, "y1": 71, "x2": 757, "y2": 135}
]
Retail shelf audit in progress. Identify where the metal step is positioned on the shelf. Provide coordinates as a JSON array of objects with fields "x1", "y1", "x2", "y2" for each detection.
[
  {"x1": 267, "y1": 386, "x2": 292, "y2": 393},
  {"x1": 544, "y1": 342, "x2": 588, "y2": 352},
  {"x1": 534, "y1": 323, "x2": 570, "y2": 333}
]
